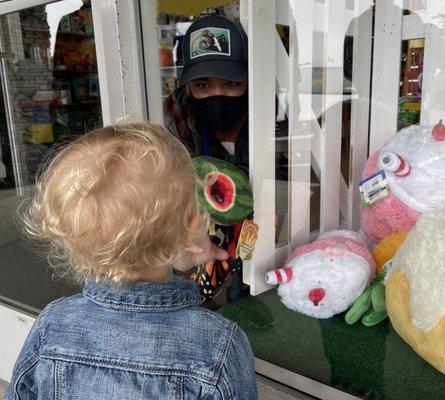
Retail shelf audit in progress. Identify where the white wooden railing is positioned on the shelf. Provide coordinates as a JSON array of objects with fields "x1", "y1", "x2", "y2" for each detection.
[
  {"x1": 244, "y1": 0, "x2": 445, "y2": 295},
  {"x1": 243, "y1": 0, "x2": 372, "y2": 294}
]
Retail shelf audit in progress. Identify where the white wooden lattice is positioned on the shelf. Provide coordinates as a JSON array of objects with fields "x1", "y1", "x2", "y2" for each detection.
[
  {"x1": 135, "y1": 0, "x2": 444, "y2": 296},
  {"x1": 245, "y1": 0, "x2": 373, "y2": 294}
]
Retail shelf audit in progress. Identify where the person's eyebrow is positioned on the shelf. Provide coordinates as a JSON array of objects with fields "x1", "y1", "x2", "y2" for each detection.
[{"x1": 193, "y1": 78, "x2": 210, "y2": 82}]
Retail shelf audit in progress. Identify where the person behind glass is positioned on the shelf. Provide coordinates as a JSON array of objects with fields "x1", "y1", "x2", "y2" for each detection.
[
  {"x1": 164, "y1": 14, "x2": 249, "y2": 302},
  {"x1": 5, "y1": 123, "x2": 257, "y2": 399}
]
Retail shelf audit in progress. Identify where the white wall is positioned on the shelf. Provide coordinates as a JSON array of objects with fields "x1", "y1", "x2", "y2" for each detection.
[{"x1": 0, "y1": 304, "x2": 35, "y2": 382}]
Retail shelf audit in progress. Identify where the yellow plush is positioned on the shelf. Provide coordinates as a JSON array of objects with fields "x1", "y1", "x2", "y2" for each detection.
[
  {"x1": 371, "y1": 231, "x2": 408, "y2": 274},
  {"x1": 386, "y1": 210, "x2": 445, "y2": 374}
]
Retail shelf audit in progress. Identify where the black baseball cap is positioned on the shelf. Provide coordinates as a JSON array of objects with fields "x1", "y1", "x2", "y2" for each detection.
[{"x1": 179, "y1": 14, "x2": 248, "y2": 86}]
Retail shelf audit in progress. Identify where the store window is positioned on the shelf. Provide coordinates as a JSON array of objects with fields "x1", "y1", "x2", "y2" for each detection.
[
  {"x1": 1, "y1": 0, "x2": 445, "y2": 398},
  {"x1": 0, "y1": 0, "x2": 102, "y2": 312},
  {"x1": 214, "y1": 1, "x2": 445, "y2": 399}
]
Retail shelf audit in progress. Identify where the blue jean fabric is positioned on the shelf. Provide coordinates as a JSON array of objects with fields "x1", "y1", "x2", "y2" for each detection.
[{"x1": 5, "y1": 280, "x2": 257, "y2": 399}]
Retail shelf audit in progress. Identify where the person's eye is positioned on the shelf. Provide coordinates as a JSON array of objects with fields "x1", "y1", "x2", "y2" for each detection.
[
  {"x1": 226, "y1": 81, "x2": 240, "y2": 88},
  {"x1": 196, "y1": 83, "x2": 210, "y2": 89}
]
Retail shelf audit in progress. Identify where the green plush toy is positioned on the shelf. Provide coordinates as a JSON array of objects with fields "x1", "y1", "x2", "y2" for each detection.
[
  {"x1": 345, "y1": 272, "x2": 388, "y2": 327},
  {"x1": 192, "y1": 156, "x2": 253, "y2": 226}
]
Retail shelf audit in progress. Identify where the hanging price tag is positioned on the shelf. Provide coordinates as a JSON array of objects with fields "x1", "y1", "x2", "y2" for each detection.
[
  {"x1": 236, "y1": 220, "x2": 259, "y2": 261},
  {"x1": 359, "y1": 170, "x2": 389, "y2": 207}
]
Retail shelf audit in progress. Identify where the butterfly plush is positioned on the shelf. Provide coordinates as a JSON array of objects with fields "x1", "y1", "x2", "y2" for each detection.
[{"x1": 196, "y1": 223, "x2": 242, "y2": 298}]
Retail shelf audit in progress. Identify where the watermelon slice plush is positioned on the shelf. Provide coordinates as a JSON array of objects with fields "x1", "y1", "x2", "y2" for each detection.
[{"x1": 193, "y1": 157, "x2": 253, "y2": 226}]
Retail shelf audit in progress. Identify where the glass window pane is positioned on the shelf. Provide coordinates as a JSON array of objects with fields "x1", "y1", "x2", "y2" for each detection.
[
  {"x1": 0, "y1": 0, "x2": 103, "y2": 312},
  {"x1": 156, "y1": 2, "x2": 256, "y2": 306},
  {"x1": 220, "y1": 1, "x2": 445, "y2": 399}
]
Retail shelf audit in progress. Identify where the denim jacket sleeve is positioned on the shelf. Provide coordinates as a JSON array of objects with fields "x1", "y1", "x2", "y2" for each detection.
[
  {"x1": 214, "y1": 325, "x2": 258, "y2": 400},
  {"x1": 4, "y1": 309, "x2": 44, "y2": 400}
]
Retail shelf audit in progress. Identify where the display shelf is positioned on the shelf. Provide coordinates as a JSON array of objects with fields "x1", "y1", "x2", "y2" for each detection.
[
  {"x1": 50, "y1": 101, "x2": 100, "y2": 108},
  {"x1": 53, "y1": 66, "x2": 98, "y2": 73},
  {"x1": 20, "y1": 100, "x2": 99, "y2": 108},
  {"x1": 56, "y1": 30, "x2": 94, "y2": 39},
  {"x1": 20, "y1": 27, "x2": 50, "y2": 33}
]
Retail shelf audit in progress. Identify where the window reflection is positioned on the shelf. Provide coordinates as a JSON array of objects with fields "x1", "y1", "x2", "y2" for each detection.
[{"x1": 0, "y1": 0, "x2": 102, "y2": 311}]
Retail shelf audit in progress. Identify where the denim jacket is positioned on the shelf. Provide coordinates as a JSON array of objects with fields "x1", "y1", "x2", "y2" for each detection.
[{"x1": 5, "y1": 280, "x2": 257, "y2": 399}]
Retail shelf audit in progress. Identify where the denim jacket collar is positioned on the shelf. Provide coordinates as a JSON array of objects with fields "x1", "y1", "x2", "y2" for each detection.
[{"x1": 83, "y1": 279, "x2": 204, "y2": 312}]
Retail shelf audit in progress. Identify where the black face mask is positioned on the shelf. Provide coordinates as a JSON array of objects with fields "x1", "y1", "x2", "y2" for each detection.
[{"x1": 191, "y1": 91, "x2": 248, "y2": 133}]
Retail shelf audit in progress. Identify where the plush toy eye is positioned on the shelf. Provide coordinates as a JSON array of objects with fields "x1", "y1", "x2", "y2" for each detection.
[{"x1": 379, "y1": 151, "x2": 411, "y2": 177}]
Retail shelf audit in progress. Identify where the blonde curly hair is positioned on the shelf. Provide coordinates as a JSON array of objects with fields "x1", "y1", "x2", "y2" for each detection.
[{"x1": 21, "y1": 123, "x2": 202, "y2": 284}]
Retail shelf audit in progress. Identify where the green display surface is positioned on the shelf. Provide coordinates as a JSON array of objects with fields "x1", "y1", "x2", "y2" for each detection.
[{"x1": 218, "y1": 289, "x2": 445, "y2": 400}]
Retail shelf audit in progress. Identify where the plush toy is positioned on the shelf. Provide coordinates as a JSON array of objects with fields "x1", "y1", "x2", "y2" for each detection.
[
  {"x1": 266, "y1": 230, "x2": 376, "y2": 318},
  {"x1": 371, "y1": 231, "x2": 408, "y2": 274},
  {"x1": 386, "y1": 209, "x2": 445, "y2": 374},
  {"x1": 193, "y1": 156, "x2": 253, "y2": 226},
  {"x1": 345, "y1": 271, "x2": 387, "y2": 327},
  {"x1": 360, "y1": 122, "x2": 445, "y2": 244},
  {"x1": 192, "y1": 157, "x2": 254, "y2": 298}
]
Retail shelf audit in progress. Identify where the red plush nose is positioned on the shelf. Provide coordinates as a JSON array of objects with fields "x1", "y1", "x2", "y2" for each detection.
[
  {"x1": 309, "y1": 288, "x2": 326, "y2": 306},
  {"x1": 433, "y1": 120, "x2": 445, "y2": 141}
]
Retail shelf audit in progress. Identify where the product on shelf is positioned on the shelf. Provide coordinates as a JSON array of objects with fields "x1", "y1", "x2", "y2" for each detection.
[
  {"x1": 78, "y1": 43, "x2": 96, "y2": 66},
  {"x1": 72, "y1": 78, "x2": 88, "y2": 102},
  {"x1": 60, "y1": 90, "x2": 72, "y2": 105},
  {"x1": 53, "y1": 109, "x2": 70, "y2": 139},
  {"x1": 88, "y1": 77, "x2": 100, "y2": 101},
  {"x1": 162, "y1": 76, "x2": 177, "y2": 97},
  {"x1": 159, "y1": 48, "x2": 173, "y2": 67},
  {"x1": 77, "y1": 8, "x2": 93, "y2": 34},
  {"x1": 32, "y1": 90, "x2": 59, "y2": 103},
  {"x1": 23, "y1": 104, "x2": 51, "y2": 124},
  {"x1": 28, "y1": 123, "x2": 54, "y2": 144}
]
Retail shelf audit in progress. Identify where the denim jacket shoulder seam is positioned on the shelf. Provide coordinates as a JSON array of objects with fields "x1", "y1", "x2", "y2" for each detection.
[
  {"x1": 38, "y1": 297, "x2": 66, "y2": 344},
  {"x1": 12, "y1": 351, "x2": 40, "y2": 397},
  {"x1": 210, "y1": 320, "x2": 237, "y2": 385}
]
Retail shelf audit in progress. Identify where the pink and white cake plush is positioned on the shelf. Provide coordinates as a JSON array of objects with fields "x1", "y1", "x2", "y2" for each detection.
[
  {"x1": 266, "y1": 230, "x2": 376, "y2": 319},
  {"x1": 360, "y1": 123, "x2": 445, "y2": 243}
]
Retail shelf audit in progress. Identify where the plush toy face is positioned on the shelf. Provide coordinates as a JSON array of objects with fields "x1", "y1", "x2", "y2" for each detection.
[
  {"x1": 267, "y1": 230, "x2": 375, "y2": 319},
  {"x1": 278, "y1": 249, "x2": 371, "y2": 319},
  {"x1": 361, "y1": 124, "x2": 445, "y2": 243},
  {"x1": 379, "y1": 125, "x2": 445, "y2": 212}
]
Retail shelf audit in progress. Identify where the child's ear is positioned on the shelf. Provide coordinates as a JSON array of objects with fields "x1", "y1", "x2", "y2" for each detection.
[
  {"x1": 182, "y1": 214, "x2": 205, "y2": 251},
  {"x1": 188, "y1": 214, "x2": 202, "y2": 233}
]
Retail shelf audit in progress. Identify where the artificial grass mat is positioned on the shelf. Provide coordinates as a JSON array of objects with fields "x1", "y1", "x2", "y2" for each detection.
[{"x1": 219, "y1": 289, "x2": 445, "y2": 400}]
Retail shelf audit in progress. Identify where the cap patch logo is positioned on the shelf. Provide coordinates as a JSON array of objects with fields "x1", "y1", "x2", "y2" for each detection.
[{"x1": 190, "y1": 27, "x2": 231, "y2": 59}]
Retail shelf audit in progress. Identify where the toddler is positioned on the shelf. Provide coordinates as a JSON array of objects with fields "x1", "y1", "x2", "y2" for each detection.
[{"x1": 6, "y1": 123, "x2": 257, "y2": 399}]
